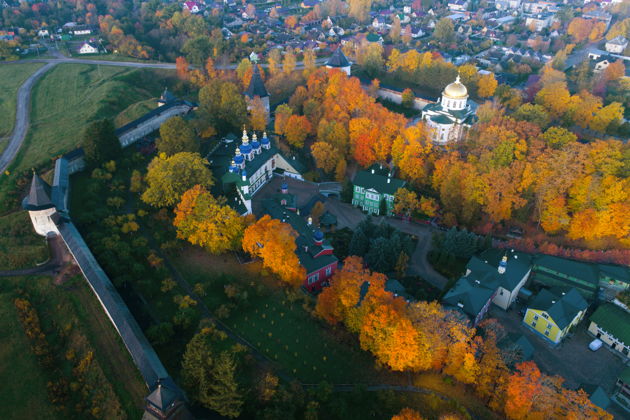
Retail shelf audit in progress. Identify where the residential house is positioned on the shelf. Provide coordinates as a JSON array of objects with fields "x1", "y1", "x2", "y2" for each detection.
[
  {"x1": 78, "y1": 41, "x2": 99, "y2": 54},
  {"x1": 37, "y1": 28, "x2": 49, "y2": 37},
  {"x1": 613, "y1": 367, "x2": 630, "y2": 411},
  {"x1": 448, "y1": 0, "x2": 469, "y2": 12},
  {"x1": 442, "y1": 277, "x2": 495, "y2": 326},
  {"x1": 523, "y1": 287, "x2": 588, "y2": 345},
  {"x1": 588, "y1": 303, "x2": 630, "y2": 359},
  {"x1": 524, "y1": 13, "x2": 554, "y2": 32},
  {"x1": 183, "y1": 1, "x2": 202, "y2": 13},
  {"x1": 351, "y1": 164, "x2": 405, "y2": 216},
  {"x1": 583, "y1": 9, "x2": 612, "y2": 30},
  {"x1": 262, "y1": 194, "x2": 338, "y2": 292},
  {"x1": 495, "y1": 0, "x2": 521, "y2": 10},
  {"x1": 72, "y1": 25, "x2": 93, "y2": 36},
  {"x1": 605, "y1": 36, "x2": 628, "y2": 54}
]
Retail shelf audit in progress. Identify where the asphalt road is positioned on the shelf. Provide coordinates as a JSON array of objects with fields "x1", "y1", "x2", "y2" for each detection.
[{"x1": 0, "y1": 61, "x2": 57, "y2": 173}]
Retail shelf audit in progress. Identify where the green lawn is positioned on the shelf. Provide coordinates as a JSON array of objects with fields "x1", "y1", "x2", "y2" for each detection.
[
  {"x1": 0, "y1": 211, "x2": 49, "y2": 270},
  {"x1": 0, "y1": 291, "x2": 58, "y2": 420},
  {"x1": 0, "y1": 62, "x2": 44, "y2": 139},
  {"x1": 0, "y1": 275, "x2": 146, "y2": 419},
  {"x1": 174, "y1": 252, "x2": 383, "y2": 384},
  {"x1": 10, "y1": 63, "x2": 176, "y2": 173}
]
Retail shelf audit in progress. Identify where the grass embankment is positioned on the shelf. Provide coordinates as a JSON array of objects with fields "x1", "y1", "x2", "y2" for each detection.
[
  {"x1": 0, "y1": 63, "x2": 176, "y2": 214},
  {"x1": 11, "y1": 63, "x2": 175, "y2": 173},
  {"x1": 0, "y1": 276, "x2": 146, "y2": 419},
  {"x1": 0, "y1": 62, "x2": 44, "y2": 139},
  {"x1": 0, "y1": 211, "x2": 48, "y2": 270}
]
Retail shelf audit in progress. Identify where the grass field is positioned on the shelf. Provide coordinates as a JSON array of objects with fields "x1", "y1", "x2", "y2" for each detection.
[
  {"x1": 0, "y1": 290, "x2": 58, "y2": 420},
  {"x1": 0, "y1": 62, "x2": 44, "y2": 139},
  {"x1": 10, "y1": 63, "x2": 176, "y2": 173},
  {"x1": 0, "y1": 275, "x2": 146, "y2": 419},
  {"x1": 0, "y1": 211, "x2": 49, "y2": 270},
  {"x1": 174, "y1": 250, "x2": 384, "y2": 384}
]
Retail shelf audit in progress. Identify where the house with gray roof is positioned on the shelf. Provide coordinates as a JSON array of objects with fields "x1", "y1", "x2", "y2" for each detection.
[{"x1": 442, "y1": 276, "x2": 495, "y2": 326}]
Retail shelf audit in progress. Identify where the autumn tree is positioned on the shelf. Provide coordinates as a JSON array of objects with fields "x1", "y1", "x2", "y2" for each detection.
[
  {"x1": 401, "y1": 88, "x2": 415, "y2": 108},
  {"x1": 348, "y1": 0, "x2": 372, "y2": 22},
  {"x1": 535, "y1": 81, "x2": 571, "y2": 119},
  {"x1": 142, "y1": 153, "x2": 214, "y2": 208},
  {"x1": 391, "y1": 407, "x2": 424, "y2": 420},
  {"x1": 199, "y1": 79, "x2": 248, "y2": 134},
  {"x1": 335, "y1": 158, "x2": 347, "y2": 182},
  {"x1": 393, "y1": 188, "x2": 419, "y2": 217},
  {"x1": 315, "y1": 256, "x2": 379, "y2": 324},
  {"x1": 283, "y1": 48, "x2": 297, "y2": 74},
  {"x1": 273, "y1": 104, "x2": 293, "y2": 136},
  {"x1": 174, "y1": 185, "x2": 246, "y2": 254},
  {"x1": 157, "y1": 116, "x2": 198, "y2": 156},
  {"x1": 181, "y1": 329, "x2": 243, "y2": 418},
  {"x1": 242, "y1": 215, "x2": 305, "y2": 286},
  {"x1": 477, "y1": 73, "x2": 498, "y2": 98},
  {"x1": 303, "y1": 48, "x2": 317, "y2": 77},
  {"x1": 248, "y1": 97, "x2": 268, "y2": 131},
  {"x1": 390, "y1": 16, "x2": 402, "y2": 43},
  {"x1": 311, "y1": 141, "x2": 338, "y2": 173},
  {"x1": 542, "y1": 127, "x2": 576, "y2": 150},
  {"x1": 434, "y1": 18, "x2": 455, "y2": 44},
  {"x1": 284, "y1": 115, "x2": 311, "y2": 148},
  {"x1": 176, "y1": 56, "x2": 190, "y2": 80}
]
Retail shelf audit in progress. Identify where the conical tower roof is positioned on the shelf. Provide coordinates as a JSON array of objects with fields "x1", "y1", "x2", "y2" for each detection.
[
  {"x1": 326, "y1": 47, "x2": 351, "y2": 68},
  {"x1": 245, "y1": 65, "x2": 268, "y2": 99},
  {"x1": 22, "y1": 172, "x2": 53, "y2": 211}
]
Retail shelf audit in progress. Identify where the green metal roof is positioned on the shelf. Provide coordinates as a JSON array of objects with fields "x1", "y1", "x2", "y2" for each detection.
[
  {"x1": 598, "y1": 264, "x2": 630, "y2": 284},
  {"x1": 533, "y1": 255, "x2": 599, "y2": 287},
  {"x1": 429, "y1": 114, "x2": 455, "y2": 125},
  {"x1": 467, "y1": 249, "x2": 532, "y2": 293},
  {"x1": 442, "y1": 277, "x2": 494, "y2": 319},
  {"x1": 590, "y1": 303, "x2": 630, "y2": 345},
  {"x1": 618, "y1": 366, "x2": 630, "y2": 384},
  {"x1": 353, "y1": 165, "x2": 406, "y2": 196}
]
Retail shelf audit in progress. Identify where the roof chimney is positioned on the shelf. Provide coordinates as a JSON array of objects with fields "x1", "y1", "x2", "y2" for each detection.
[
  {"x1": 371, "y1": 168, "x2": 375, "y2": 174},
  {"x1": 307, "y1": 216, "x2": 312, "y2": 225}
]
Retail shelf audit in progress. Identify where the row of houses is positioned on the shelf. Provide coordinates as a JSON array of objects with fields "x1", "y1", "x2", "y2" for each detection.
[{"x1": 442, "y1": 249, "x2": 630, "y2": 346}]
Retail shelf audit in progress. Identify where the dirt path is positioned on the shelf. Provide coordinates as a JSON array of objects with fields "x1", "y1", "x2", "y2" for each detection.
[{"x1": 0, "y1": 233, "x2": 65, "y2": 277}]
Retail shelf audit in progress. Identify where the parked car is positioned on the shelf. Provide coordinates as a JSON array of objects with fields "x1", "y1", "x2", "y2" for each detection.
[{"x1": 589, "y1": 338, "x2": 603, "y2": 351}]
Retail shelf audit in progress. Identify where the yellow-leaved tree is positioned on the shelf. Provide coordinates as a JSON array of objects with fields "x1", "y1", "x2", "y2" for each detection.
[{"x1": 174, "y1": 185, "x2": 246, "y2": 254}]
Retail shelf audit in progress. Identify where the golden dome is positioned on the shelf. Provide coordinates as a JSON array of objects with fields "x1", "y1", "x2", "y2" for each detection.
[{"x1": 443, "y1": 75, "x2": 468, "y2": 99}]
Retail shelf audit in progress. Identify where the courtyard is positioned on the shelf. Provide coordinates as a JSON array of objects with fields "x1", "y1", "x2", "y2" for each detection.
[{"x1": 489, "y1": 304, "x2": 626, "y2": 396}]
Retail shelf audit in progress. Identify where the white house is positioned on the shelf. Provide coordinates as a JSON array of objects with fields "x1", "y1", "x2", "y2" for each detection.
[
  {"x1": 525, "y1": 13, "x2": 554, "y2": 32},
  {"x1": 606, "y1": 36, "x2": 628, "y2": 55},
  {"x1": 589, "y1": 303, "x2": 630, "y2": 360},
  {"x1": 421, "y1": 75, "x2": 477, "y2": 145},
  {"x1": 448, "y1": 0, "x2": 469, "y2": 12},
  {"x1": 78, "y1": 41, "x2": 99, "y2": 54},
  {"x1": 37, "y1": 28, "x2": 49, "y2": 37}
]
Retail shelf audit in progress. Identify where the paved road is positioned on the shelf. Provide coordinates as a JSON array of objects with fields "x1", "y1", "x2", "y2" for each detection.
[{"x1": 0, "y1": 62, "x2": 57, "y2": 173}]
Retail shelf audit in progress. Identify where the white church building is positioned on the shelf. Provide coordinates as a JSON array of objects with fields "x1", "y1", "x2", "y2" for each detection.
[{"x1": 421, "y1": 75, "x2": 477, "y2": 145}]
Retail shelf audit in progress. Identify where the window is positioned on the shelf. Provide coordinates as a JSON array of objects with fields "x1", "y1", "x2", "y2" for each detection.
[
  {"x1": 531, "y1": 321, "x2": 537, "y2": 328},
  {"x1": 308, "y1": 273, "x2": 319, "y2": 284},
  {"x1": 533, "y1": 315, "x2": 539, "y2": 321},
  {"x1": 325, "y1": 266, "x2": 332, "y2": 276},
  {"x1": 355, "y1": 186, "x2": 361, "y2": 192},
  {"x1": 545, "y1": 323, "x2": 551, "y2": 330},
  {"x1": 541, "y1": 313, "x2": 549, "y2": 319},
  {"x1": 544, "y1": 330, "x2": 550, "y2": 336}
]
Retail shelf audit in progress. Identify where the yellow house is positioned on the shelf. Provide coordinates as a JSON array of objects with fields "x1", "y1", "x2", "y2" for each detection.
[{"x1": 523, "y1": 288, "x2": 588, "y2": 345}]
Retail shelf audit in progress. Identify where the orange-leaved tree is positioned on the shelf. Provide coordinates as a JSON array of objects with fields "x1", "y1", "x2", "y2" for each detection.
[
  {"x1": 315, "y1": 256, "x2": 373, "y2": 324},
  {"x1": 391, "y1": 407, "x2": 425, "y2": 420},
  {"x1": 173, "y1": 185, "x2": 246, "y2": 254},
  {"x1": 242, "y1": 215, "x2": 305, "y2": 286}
]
